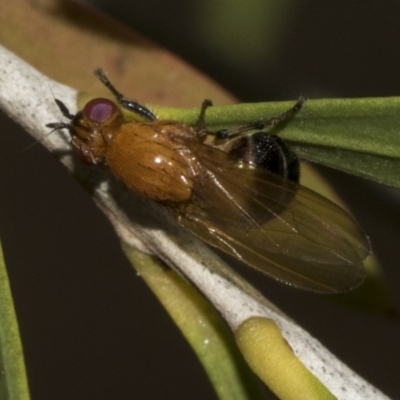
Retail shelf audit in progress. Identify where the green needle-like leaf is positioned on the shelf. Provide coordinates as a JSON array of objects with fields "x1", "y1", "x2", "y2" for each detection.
[
  {"x1": 0, "y1": 241, "x2": 30, "y2": 400},
  {"x1": 288, "y1": 97, "x2": 400, "y2": 188},
  {"x1": 123, "y1": 247, "x2": 264, "y2": 400},
  {"x1": 155, "y1": 97, "x2": 400, "y2": 188}
]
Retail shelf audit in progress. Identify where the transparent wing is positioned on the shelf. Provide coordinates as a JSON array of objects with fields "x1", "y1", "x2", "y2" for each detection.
[{"x1": 166, "y1": 144, "x2": 369, "y2": 293}]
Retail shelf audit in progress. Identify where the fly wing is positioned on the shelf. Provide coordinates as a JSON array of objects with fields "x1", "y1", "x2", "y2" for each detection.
[{"x1": 166, "y1": 144, "x2": 369, "y2": 293}]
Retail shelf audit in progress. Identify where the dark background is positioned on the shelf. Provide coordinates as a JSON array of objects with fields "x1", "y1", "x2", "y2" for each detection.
[{"x1": 1, "y1": 1, "x2": 400, "y2": 399}]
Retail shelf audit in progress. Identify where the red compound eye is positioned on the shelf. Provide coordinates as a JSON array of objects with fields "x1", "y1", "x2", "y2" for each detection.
[{"x1": 83, "y1": 98, "x2": 117, "y2": 123}]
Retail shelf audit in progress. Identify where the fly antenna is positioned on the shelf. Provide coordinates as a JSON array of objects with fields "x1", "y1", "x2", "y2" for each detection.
[
  {"x1": 23, "y1": 87, "x2": 74, "y2": 152},
  {"x1": 48, "y1": 84, "x2": 75, "y2": 120},
  {"x1": 54, "y1": 98, "x2": 75, "y2": 120},
  {"x1": 23, "y1": 123, "x2": 69, "y2": 152}
]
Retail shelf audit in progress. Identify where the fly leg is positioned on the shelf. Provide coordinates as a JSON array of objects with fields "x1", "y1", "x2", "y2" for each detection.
[
  {"x1": 214, "y1": 96, "x2": 306, "y2": 142},
  {"x1": 94, "y1": 69, "x2": 157, "y2": 122},
  {"x1": 194, "y1": 99, "x2": 213, "y2": 141}
]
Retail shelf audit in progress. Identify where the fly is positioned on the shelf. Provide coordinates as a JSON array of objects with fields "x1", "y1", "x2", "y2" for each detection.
[{"x1": 46, "y1": 70, "x2": 370, "y2": 293}]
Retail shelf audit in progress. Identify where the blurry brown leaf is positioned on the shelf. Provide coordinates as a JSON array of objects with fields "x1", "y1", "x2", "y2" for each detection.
[{"x1": 0, "y1": 0, "x2": 235, "y2": 106}]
